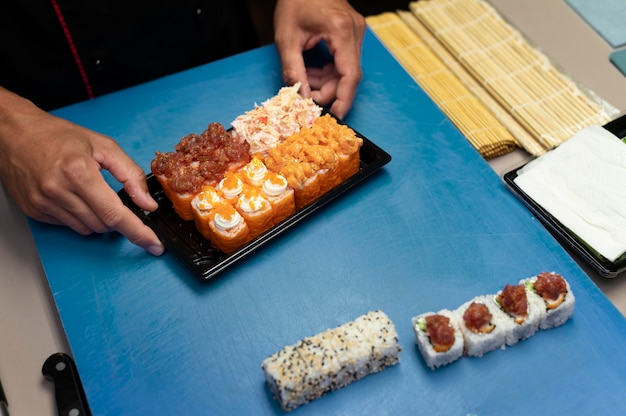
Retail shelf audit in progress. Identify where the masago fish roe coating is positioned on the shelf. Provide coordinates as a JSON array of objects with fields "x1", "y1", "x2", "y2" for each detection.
[{"x1": 264, "y1": 114, "x2": 363, "y2": 209}]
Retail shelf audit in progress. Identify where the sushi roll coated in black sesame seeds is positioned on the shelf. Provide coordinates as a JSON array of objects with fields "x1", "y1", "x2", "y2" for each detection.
[{"x1": 261, "y1": 310, "x2": 401, "y2": 412}]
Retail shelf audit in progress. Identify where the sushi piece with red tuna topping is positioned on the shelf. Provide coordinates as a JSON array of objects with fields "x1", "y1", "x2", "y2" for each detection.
[
  {"x1": 520, "y1": 272, "x2": 575, "y2": 330},
  {"x1": 412, "y1": 309, "x2": 464, "y2": 369},
  {"x1": 493, "y1": 283, "x2": 546, "y2": 346},
  {"x1": 456, "y1": 296, "x2": 511, "y2": 357}
]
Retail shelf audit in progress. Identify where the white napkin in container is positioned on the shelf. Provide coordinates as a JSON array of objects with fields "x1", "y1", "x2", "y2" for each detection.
[{"x1": 514, "y1": 125, "x2": 626, "y2": 262}]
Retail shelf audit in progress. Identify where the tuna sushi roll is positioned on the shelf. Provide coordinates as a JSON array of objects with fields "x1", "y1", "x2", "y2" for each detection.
[
  {"x1": 411, "y1": 309, "x2": 464, "y2": 369},
  {"x1": 493, "y1": 283, "x2": 546, "y2": 346},
  {"x1": 521, "y1": 272, "x2": 575, "y2": 330},
  {"x1": 457, "y1": 296, "x2": 509, "y2": 357},
  {"x1": 261, "y1": 310, "x2": 401, "y2": 412}
]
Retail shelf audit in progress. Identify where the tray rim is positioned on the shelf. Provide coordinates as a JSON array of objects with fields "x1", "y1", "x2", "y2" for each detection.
[{"x1": 120, "y1": 125, "x2": 392, "y2": 281}]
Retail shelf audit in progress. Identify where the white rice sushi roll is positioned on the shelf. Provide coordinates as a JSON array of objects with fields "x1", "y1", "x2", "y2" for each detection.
[
  {"x1": 520, "y1": 272, "x2": 575, "y2": 330},
  {"x1": 492, "y1": 283, "x2": 546, "y2": 346},
  {"x1": 457, "y1": 295, "x2": 509, "y2": 357},
  {"x1": 411, "y1": 309, "x2": 464, "y2": 369},
  {"x1": 261, "y1": 310, "x2": 401, "y2": 412}
]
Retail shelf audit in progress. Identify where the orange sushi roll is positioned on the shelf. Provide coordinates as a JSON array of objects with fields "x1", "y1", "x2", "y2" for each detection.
[
  {"x1": 334, "y1": 137, "x2": 362, "y2": 183},
  {"x1": 302, "y1": 144, "x2": 338, "y2": 197},
  {"x1": 240, "y1": 156, "x2": 268, "y2": 187},
  {"x1": 314, "y1": 114, "x2": 362, "y2": 184},
  {"x1": 294, "y1": 175, "x2": 321, "y2": 209},
  {"x1": 217, "y1": 172, "x2": 245, "y2": 205},
  {"x1": 265, "y1": 147, "x2": 319, "y2": 209},
  {"x1": 236, "y1": 187, "x2": 274, "y2": 240},
  {"x1": 261, "y1": 172, "x2": 296, "y2": 225},
  {"x1": 278, "y1": 160, "x2": 320, "y2": 210},
  {"x1": 338, "y1": 153, "x2": 361, "y2": 183},
  {"x1": 155, "y1": 173, "x2": 197, "y2": 221},
  {"x1": 191, "y1": 185, "x2": 225, "y2": 240},
  {"x1": 208, "y1": 202, "x2": 250, "y2": 254}
]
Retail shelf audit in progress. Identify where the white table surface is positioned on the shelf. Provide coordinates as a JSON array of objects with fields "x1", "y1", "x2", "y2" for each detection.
[{"x1": 1, "y1": 1, "x2": 625, "y2": 414}]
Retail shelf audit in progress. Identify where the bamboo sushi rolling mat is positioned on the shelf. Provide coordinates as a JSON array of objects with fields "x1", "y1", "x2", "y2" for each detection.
[{"x1": 366, "y1": 0, "x2": 617, "y2": 159}]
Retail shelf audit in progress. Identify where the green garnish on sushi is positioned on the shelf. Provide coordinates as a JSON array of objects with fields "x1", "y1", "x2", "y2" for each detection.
[
  {"x1": 416, "y1": 317, "x2": 427, "y2": 332},
  {"x1": 524, "y1": 280, "x2": 535, "y2": 292}
]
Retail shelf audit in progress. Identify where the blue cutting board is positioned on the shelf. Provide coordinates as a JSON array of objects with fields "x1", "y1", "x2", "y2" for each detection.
[{"x1": 30, "y1": 30, "x2": 626, "y2": 415}]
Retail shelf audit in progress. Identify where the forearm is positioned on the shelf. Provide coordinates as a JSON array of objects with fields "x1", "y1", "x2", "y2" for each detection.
[
  {"x1": 0, "y1": 85, "x2": 45, "y2": 132},
  {"x1": 0, "y1": 86, "x2": 42, "y2": 165},
  {"x1": 0, "y1": 85, "x2": 38, "y2": 119}
]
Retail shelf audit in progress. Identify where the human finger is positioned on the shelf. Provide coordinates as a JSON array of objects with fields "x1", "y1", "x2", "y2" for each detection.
[
  {"x1": 93, "y1": 138, "x2": 159, "y2": 213},
  {"x1": 323, "y1": 8, "x2": 365, "y2": 118},
  {"x1": 326, "y1": 42, "x2": 363, "y2": 119},
  {"x1": 71, "y1": 174, "x2": 164, "y2": 255},
  {"x1": 81, "y1": 135, "x2": 164, "y2": 254},
  {"x1": 307, "y1": 64, "x2": 340, "y2": 106},
  {"x1": 275, "y1": 36, "x2": 314, "y2": 99}
]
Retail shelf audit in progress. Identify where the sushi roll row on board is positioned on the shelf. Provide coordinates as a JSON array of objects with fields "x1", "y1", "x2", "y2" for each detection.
[
  {"x1": 411, "y1": 272, "x2": 575, "y2": 369},
  {"x1": 260, "y1": 272, "x2": 574, "y2": 411}
]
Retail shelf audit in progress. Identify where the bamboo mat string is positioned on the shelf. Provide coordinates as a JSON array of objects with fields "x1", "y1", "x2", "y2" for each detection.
[
  {"x1": 395, "y1": 10, "x2": 541, "y2": 155},
  {"x1": 366, "y1": 12, "x2": 518, "y2": 159},
  {"x1": 408, "y1": 0, "x2": 616, "y2": 154}
]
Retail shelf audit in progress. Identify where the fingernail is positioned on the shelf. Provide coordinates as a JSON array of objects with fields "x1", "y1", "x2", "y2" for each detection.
[
  {"x1": 145, "y1": 192, "x2": 159, "y2": 210},
  {"x1": 148, "y1": 243, "x2": 165, "y2": 256}
]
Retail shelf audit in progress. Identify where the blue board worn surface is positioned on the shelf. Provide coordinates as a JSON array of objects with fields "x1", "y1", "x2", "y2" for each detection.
[
  {"x1": 30, "y1": 30, "x2": 626, "y2": 415},
  {"x1": 566, "y1": 0, "x2": 626, "y2": 48}
]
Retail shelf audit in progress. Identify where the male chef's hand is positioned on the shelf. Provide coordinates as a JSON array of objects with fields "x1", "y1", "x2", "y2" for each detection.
[
  {"x1": 273, "y1": 0, "x2": 366, "y2": 119},
  {"x1": 0, "y1": 87, "x2": 165, "y2": 256}
]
